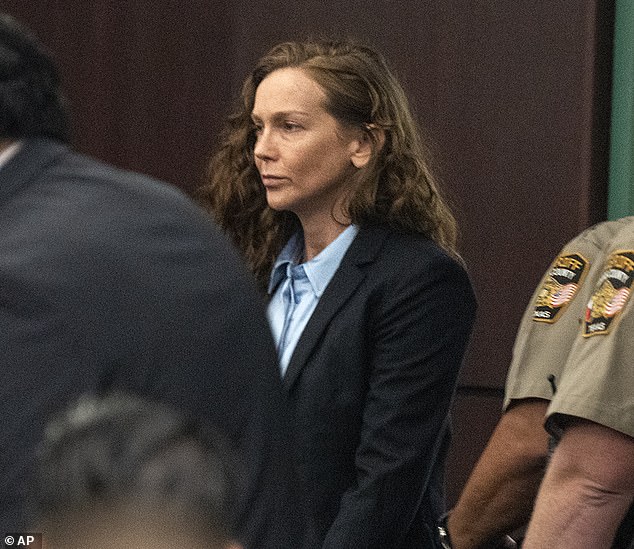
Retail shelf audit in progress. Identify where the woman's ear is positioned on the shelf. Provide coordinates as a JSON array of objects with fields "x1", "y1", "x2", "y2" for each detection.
[{"x1": 350, "y1": 125, "x2": 385, "y2": 168}]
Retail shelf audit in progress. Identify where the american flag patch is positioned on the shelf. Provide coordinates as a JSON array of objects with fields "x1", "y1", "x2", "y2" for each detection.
[
  {"x1": 550, "y1": 283, "x2": 579, "y2": 307},
  {"x1": 533, "y1": 253, "x2": 588, "y2": 323},
  {"x1": 584, "y1": 250, "x2": 634, "y2": 336},
  {"x1": 605, "y1": 287, "x2": 631, "y2": 317}
]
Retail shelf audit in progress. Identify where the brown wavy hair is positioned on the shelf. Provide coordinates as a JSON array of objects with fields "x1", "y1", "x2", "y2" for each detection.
[{"x1": 197, "y1": 39, "x2": 458, "y2": 289}]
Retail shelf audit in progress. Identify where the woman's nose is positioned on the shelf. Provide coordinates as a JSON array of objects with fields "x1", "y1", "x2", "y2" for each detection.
[{"x1": 254, "y1": 129, "x2": 277, "y2": 161}]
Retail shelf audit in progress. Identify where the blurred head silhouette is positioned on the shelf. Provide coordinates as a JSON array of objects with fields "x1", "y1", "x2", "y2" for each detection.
[
  {"x1": 35, "y1": 392, "x2": 242, "y2": 549},
  {"x1": 0, "y1": 12, "x2": 69, "y2": 143}
]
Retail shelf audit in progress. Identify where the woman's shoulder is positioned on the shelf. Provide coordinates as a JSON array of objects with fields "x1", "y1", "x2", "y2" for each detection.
[
  {"x1": 361, "y1": 224, "x2": 461, "y2": 269},
  {"x1": 354, "y1": 225, "x2": 476, "y2": 306}
]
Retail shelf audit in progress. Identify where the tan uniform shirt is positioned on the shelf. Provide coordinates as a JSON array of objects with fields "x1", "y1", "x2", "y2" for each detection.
[
  {"x1": 505, "y1": 219, "x2": 624, "y2": 405},
  {"x1": 504, "y1": 217, "x2": 634, "y2": 438},
  {"x1": 547, "y1": 220, "x2": 634, "y2": 439},
  {"x1": 504, "y1": 216, "x2": 634, "y2": 548}
]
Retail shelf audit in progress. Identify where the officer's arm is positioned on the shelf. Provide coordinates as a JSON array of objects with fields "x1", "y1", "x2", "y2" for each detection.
[
  {"x1": 522, "y1": 418, "x2": 634, "y2": 548},
  {"x1": 448, "y1": 399, "x2": 550, "y2": 548}
]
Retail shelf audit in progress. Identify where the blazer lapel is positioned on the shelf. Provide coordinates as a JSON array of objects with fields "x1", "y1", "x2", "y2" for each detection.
[{"x1": 282, "y1": 224, "x2": 389, "y2": 391}]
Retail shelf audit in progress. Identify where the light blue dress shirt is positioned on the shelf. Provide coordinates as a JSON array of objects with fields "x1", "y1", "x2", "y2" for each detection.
[{"x1": 267, "y1": 224, "x2": 359, "y2": 376}]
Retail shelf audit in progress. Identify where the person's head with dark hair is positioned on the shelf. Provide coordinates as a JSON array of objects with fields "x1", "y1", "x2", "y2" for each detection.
[
  {"x1": 35, "y1": 392, "x2": 242, "y2": 549},
  {"x1": 0, "y1": 12, "x2": 69, "y2": 143}
]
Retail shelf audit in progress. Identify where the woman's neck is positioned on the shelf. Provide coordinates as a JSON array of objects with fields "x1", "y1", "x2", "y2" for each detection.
[{"x1": 299, "y1": 215, "x2": 350, "y2": 262}]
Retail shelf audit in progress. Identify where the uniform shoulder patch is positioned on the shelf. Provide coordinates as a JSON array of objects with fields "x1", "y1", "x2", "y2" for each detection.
[
  {"x1": 533, "y1": 253, "x2": 588, "y2": 323},
  {"x1": 584, "y1": 250, "x2": 634, "y2": 336}
]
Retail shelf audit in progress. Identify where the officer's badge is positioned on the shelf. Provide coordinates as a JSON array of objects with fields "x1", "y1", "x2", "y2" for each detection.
[
  {"x1": 584, "y1": 250, "x2": 634, "y2": 336},
  {"x1": 533, "y1": 253, "x2": 588, "y2": 323}
]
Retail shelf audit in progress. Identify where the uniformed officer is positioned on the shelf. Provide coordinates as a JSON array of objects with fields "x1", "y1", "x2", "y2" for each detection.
[{"x1": 445, "y1": 217, "x2": 634, "y2": 549}]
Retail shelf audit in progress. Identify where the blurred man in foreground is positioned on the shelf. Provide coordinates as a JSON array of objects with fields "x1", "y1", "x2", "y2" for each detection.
[{"x1": 0, "y1": 13, "x2": 302, "y2": 548}]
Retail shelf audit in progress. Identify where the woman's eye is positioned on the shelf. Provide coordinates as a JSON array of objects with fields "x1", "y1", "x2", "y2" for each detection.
[{"x1": 283, "y1": 122, "x2": 301, "y2": 131}]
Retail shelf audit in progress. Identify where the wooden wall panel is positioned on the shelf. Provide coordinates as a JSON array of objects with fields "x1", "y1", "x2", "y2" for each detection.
[
  {"x1": 223, "y1": 0, "x2": 613, "y2": 389},
  {"x1": 2, "y1": 0, "x2": 614, "y2": 504},
  {"x1": 2, "y1": 1, "x2": 235, "y2": 192}
]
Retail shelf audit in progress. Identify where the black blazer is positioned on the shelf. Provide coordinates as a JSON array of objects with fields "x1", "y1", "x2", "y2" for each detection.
[
  {"x1": 283, "y1": 224, "x2": 476, "y2": 548},
  {"x1": 0, "y1": 139, "x2": 302, "y2": 549}
]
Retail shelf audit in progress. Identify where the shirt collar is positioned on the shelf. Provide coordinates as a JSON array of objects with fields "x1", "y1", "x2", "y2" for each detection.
[
  {"x1": 268, "y1": 232, "x2": 303, "y2": 294},
  {"x1": 268, "y1": 225, "x2": 359, "y2": 296}
]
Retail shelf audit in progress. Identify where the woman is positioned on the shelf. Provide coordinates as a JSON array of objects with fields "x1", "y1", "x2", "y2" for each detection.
[{"x1": 199, "y1": 40, "x2": 476, "y2": 548}]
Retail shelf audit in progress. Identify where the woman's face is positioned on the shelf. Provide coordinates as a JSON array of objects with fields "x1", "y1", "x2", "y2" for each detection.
[{"x1": 251, "y1": 67, "x2": 361, "y2": 225}]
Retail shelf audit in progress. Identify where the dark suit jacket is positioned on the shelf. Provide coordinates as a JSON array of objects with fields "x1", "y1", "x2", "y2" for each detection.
[
  {"x1": 0, "y1": 139, "x2": 302, "y2": 549},
  {"x1": 283, "y1": 224, "x2": 476, "y2": 548}
]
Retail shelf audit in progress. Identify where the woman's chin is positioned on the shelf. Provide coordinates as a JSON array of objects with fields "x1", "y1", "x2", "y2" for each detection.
[{"x1": 264, "y1": 194, "x2": 292, "y2": 212}]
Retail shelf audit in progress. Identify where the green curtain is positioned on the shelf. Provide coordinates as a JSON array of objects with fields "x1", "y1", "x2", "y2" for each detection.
[{"x1": 608, "y1": 0, "x2": 634, "y2": 219}]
